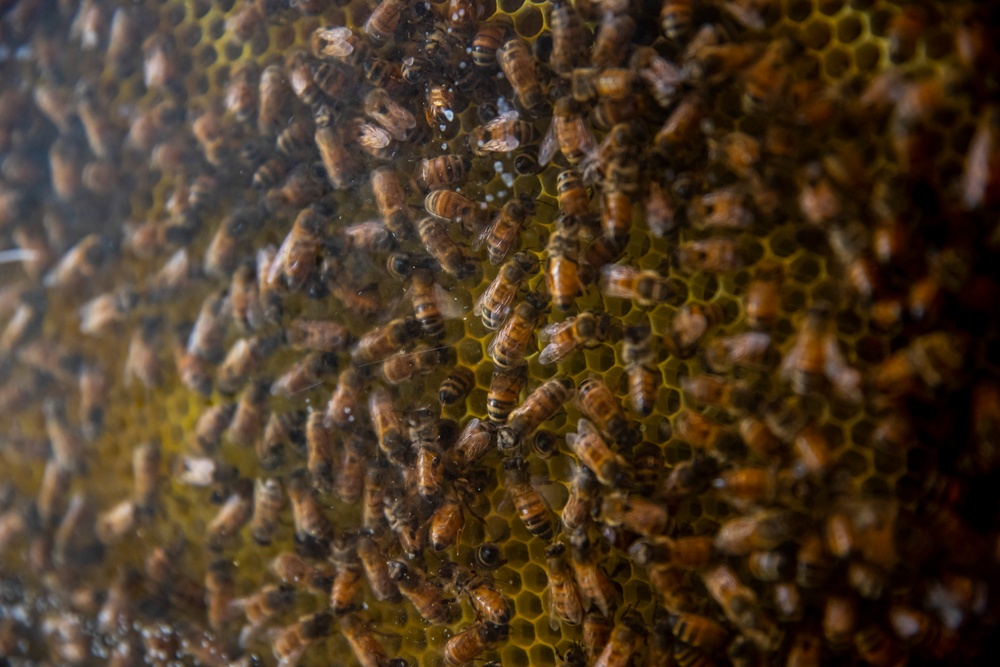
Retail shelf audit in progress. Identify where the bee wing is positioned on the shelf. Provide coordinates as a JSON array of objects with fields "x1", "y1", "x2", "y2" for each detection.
[
  {"x1": 434, "y1": 282, "x2": 467, "y2": 319},
  {"x1": 598, "y1": 264, "x2": 634, "y2": 299},
  {"x1": 575, "y1": 417, "x2": 600, "y2": 440},
  {"x1": 356, "y1": 121, "x2": 392, "y2": 149},
  {"x1": 538, "y1": 118, "x2": 559, "y2": 167},
  {"x1": 471, "y1": 211, "x2": 499, "y2": 253},
  {"x1": 316, "y1": 26, "x2": 356, "y2": 58},
  {"x1": 539, "y1": 318, "x2": 571, "y2": 342},
  {"x1": 577, "y1": 117, "x2": 598, "y2": 159},
  {"x1": 538, "y1": 339, "x2": 571, "y2": 365}
]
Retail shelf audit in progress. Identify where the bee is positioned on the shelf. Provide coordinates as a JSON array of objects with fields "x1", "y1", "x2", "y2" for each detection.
[
  {"x1": 407, "y1": 408, "x2": 443, "y2": 500},
  {"x1": 703, "y1": 332, "x2": 777, "y2": 374},
  {"x1": 688, "y1": 186, "x2": 755, "y2": 231},
  {"x1": 270, "y1": 552, "x2": 335, "y2": 594},
  {"x1": 556, "y1": 169, "x2": 591, "y2": 218},
  {"x1": 172, "y1": 454, "x2": 238, "y2": 489},
  {"x1": 312, "y1": 25, "x2": 371, "y2": 64},
  {"x1": 872, "y1": 332, "x2": 968, "y2": 398},
  {"x1": 321, "y1": 367, "x2": 363, "y2": 430},
  {"x1": 142, "y1": 33, "x2": 179, "y2": 90},
  {"x1": 368, "y1": 387, "x2": 407, "y2": 464},
  {"x1": 191, "y1": 110, "x2": 232, "y2": 168},
  {"x1": 487, "y1": 364, "x2": 527, "y2": 422},
  {"x1": 742, "y1": 38, "x2": 794, "y2": 115},
  {"x1": 442, "y1": 562, "x2": 513, "y2": 626},
  {"x1": 288, "y1": 470, "x2": 333, "y2": 549},
  {"x1": 489, "y1": 292, "x2": 550, "y2": 368},
  {"x1": 545, "y1": 542, "x2": 584, "y2": 627},
  {"x1": 43, "y1": 233, "x2": 118, "y2": 289},
  {"x1": 272, "y1": 612, "x2": 333, "y2": 667},
  {"x1": 540, "y1": 97, "x2": 598, "y2": 167},
  {"x1": 126, "y1": 438, "x2": 161, "y2": 515},
  {"x1": 549, "y1": 0, "x2": 587, "y2": 74},
  {"x1": 258, "y1": 64, "x2": 290, "y2": 136},
  {"x1": 660, "y1": 0, "x2": 693, "y2": 41},
  {"x1": 429, "y1": 491, "x2": 465, "y2": 552},
  {"x1": 206, "y1": 479, "x2": 254, "y2": 551},
  {"x1": 268, "y1": 205, "x2": 326, "y2": 293},
  {"x1": 439, "y1": 366, "x2": 475, "y2": 406},
  {"x1": 568, "y1": 529, "x2": 618, "y2": 617},
  {"x1": 362, "y1": 459, "x2": 390, "y2": 533},
  {"x1": 600, "y1": 490, "x2": 670, "y2": 536},
  {"x1": 714, "y1": 509, "x2": 799, "y2": 555},
  {"x1": 227, "y1": 379, "x2": 270, "y2": 447},
  {"x1": 703, "y1": 564, "x2": 781, "y2": 651},
  {"x1": 503, "y1": 455, "x2": 555, "y2": 541},
  {"x1": 565, "y1": 417, "x2": 628, "y2": 487},
  {"x1": 790, "y1": 422, "x2": 834, "y2": 477},
  {"x1": 124, "y1": 318, "x2": 166, "y2": 390},
  {"x1": 664, "y1": 303, "x2": 725, "y2": 358},
  {"x1": 106, "y1": 6, "x2": 138, "y2": 73},
  {"x1": 385, "y1": 493, "x2": 427, "y2": 556},
  {"x1": 271, "y1": 352, "x2": 338, "y2": 398},
  {"x1": 475, "y1": 251, "x2": 540, "y2": 331},
  {"x1": 581, "y1": 611, "x2": 614, "y2": 663},
  {"x1": 217, "y1": 336, "x2": 275, "y2": 396},
  {"x1": 326, "y1": 534, "x2": 364, "y2": 615},
  {"x1": 315, "y1": 105, "x2": 362, "y2": 190},
  {"x1": 334, "y1": 434, "x2": 367, "y2": 504},
  {"x1": 411, "y1": 268, "x2": 456, "y2": 340},
  {"x1": 673, "y1": 238, "x2": 748, "y2": 274},
  {"x1": 712, "y1": 467, "x2": 784, "y2": 513},
  {"x1": 546, "y1": 217, "x2": 585, "y2": 310},
  {"x1": 342, "y1": 220, "x2": 395, "y2": 255},
  {"x1": 369, "y1": 167, "x2": 412, "y2": 239},
  {"x1": 364, "y1": 88, "x2": 416, "y2": 142},
  {"x1": 472, "y1": 15, "x2": 512, "y2": 69},
  {"x1": 670, "y1": 613, "x2": 728, "y2": 652},
  {"x1": 448, "y1": 418, "x2": 496, "y2": 471},
  {"x1": 744, "y1": 261, "x2": 783, "y2": 330},
  {"x1": 600, "y1": 264, "x2": 678, "y2": 308},
  {"x1": 206, "y1": 559, "x2": 236, "y2": 631},
  {"x1": 357, "y1": 531, "x2": 401, "y2": 602},
  {"x1": 654, "y1": 93, "x2": 706, "y2": 155},
  {"x1": 387, "y1": 560, "x2": 460, "y2": 625},
  {"x1": 250, "y1": 477, "x2": 285, "y2": 546},
  {"x1": 425, "y1": 190, "x2": 488, "y2": 234},
  {"x1": 673, "y1": 409, "x2": 743, "y2": 462},
  {"x1": 682, "y1": 375, "x2": 755, "y2": 416},
  {"x1": 499, "y1": 37, "x2": 544, "y2": 112},
  {"x1": 424, "y1": 82, "x2": 458, "y2": 128},
  {"x1": 233, "y1": 583, "x2": 295, "y2": 649},
  {"x1": 539, "y1": 311, "x2": 611, "y2": 366},
  {"x1": 36, "y1": 459, "x2": 71, "y2": 529},
  {"x1": 43, "y1": 398, "x2": 86, "y2": 475},
  {"x1": 365, "y1": 0, "x2": 408, "y2": 43},
  {"x1": 338, "y1": 613, "x2": 393, "y2": 667},
  {"x1": 473, "y1": 194, "x2": 536, "y2": 265},
  {"x1": 562, "y1": 464, "x2": 600, "y2": 533},
  {"x1": 621, "y1": 324, "x2": 658, "y2": 416},
  {"x1": 780, "y1": 305, "x2": 856, "y2": 399},
  {"x1": 382, "y1": 345, "x2": 455, "y2": 385},
  {"x1": 961, "y1": 104, "x2": 1000, "y2": 211},
  {"x1": 352, "y1": 317, "x2": 421, "y2": 367},
  {"x1": 204, "y1": 208, "x2": 262, "y2": 279},
  {"x1": 469, "y1": 110, "x2": 539, "y2": 155},
  {"x1": 501, "y1": 376, "x2": 575, "y2": 449},
  {"x1": 417, "y1": 155, "x2": 471, "y2": 193},
  {"x1": 444, "y1": 623, "x2": 504, "y2": 667},
  {"x1": 591, "y1": 13, "x2": 635, "y2": 68},
  {"x1": 223, "y1": 60, "x2": 258, "y2": 125},
  {"x1": 821, "y1": 595, "x2": 857, "y2": 651}
]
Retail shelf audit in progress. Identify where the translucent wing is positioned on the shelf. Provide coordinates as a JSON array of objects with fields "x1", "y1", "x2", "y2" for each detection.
[
  {"x1": 356, "y1": 121, "x2": 392, "y2": 149},
  {"x1": 538, "y1": 118, "x2": 559, "y2": 166},
  {"x1": 315, "y1": 26, "x2": 356, "y2": 59},
  {"x1": 471, "y1": 212, "x2": 499, "y2": 252}
]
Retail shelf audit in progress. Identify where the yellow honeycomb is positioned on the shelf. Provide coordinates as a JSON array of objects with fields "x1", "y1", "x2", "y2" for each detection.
[{"x1": 0, "y1": 0, "x2": 998, "y2": 665}]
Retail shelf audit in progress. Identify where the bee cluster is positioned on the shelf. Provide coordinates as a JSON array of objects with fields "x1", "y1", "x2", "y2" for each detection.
[{"x1": 1, "y1": 0, "x2": 1000, "y2": 665}]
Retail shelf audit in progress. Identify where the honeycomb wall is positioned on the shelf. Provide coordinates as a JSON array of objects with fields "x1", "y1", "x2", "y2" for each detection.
[{"x1": 0, "y1": 0, "x2": 999, "y2": 666}]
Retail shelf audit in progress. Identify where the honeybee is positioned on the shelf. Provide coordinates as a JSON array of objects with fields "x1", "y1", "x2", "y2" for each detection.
[
  {"x1": 539, "y1": 311, "x2": 611, "y2": 366},
  {"x1": 366, "y1": 168, "x2": 412, "y2": 240},
  {"x1": 557, "y1": 463, "x2": 598, "y2": 533},
  {"x1": 660, "y1": 0, "x2": 692, "y2": 41},
  {"x1": 233, "y1": 583, "x2": 296, "y2": 649},
  {"x1": 388, "y1": 560, "x2": 460, "y2": 625},
  {"x1": 271, "y1": 352, "x2": 338, "y2": 398},
  {"x1": 620, "y1": 324, "x2": 657, "y2": 416},
  {"x1": 682, "y1": 375, "x2": 755, "y2": 416},
  {"x1": 821, "y1": 595, "x2": 857, "y2": 651},
  {"x1": 489, "y1": 292, "x2": 549, "y2": 368},
  {"x1": 227, "y1": 379, "x2": 270, "y2": 446},
  {"x1": 362, "y1": 459, "x2": 390, "y2": 533},
  {"x1": 334, "y1": 434, "x2": 367, "y2": 504},
  {"x1": 556, "y1": 169, "x2": 591, "y2": 218},
  {"x1": 356, "y1": 531, "x2": 401, "y2": 602},
  {"x1": 470, "y1": 15, "x2": 512, "y2": 68},
  {"x1": 713, "y1": 467, "x2": 783, "y2": 513},
  {"x1": 664, "y1": 302, "x2": 724, "y2": 358},
  {"x1": 702, "y1": 331, "x2": 777, "y2": 374},
  {"x1": 469, "y1": 110, "x2": 539, "y2": 155},
  {"x1": 540, "y1": 97, "x2": 598, "y2": 166},
  {"x1": 601, "y1": 489, "x2": 672, "y2": 537},
  {"x1": 591, "y1": 13, "x2": 635, "y2": 68},
  {"x1": 192, "y1": 402, "x2": 234, "y2": 455},
  {"x1": 568, "y1": 530, "x2": 618, "y2": 617},
  {"x1": 544, "y1": 542, "x2": 584, "y2": 627},
  {"x1": 475, "y1": 251, "x2": 539, "y2": 331},
  {"x1": 501, "y1": 376, "x2": 575, "y2": 448},
  {"x1": 442, "y1": 562, "x2": 513, "y2": 627},
  {"x1": 250, "y1": 477, "x2": 285, "y2": 547},
  {"x1": 741, "y1": 38, "x2": 794, "y2": 114},
  {"x1": 428, "y1": 492, "x2": 465, "y2": 552},
  {"x1": 790, "y1": 422, "x2": 834, "y2": 477},
  {"x1": 365, "y1": 88, "x2": 416, "y2": 142},
  {"x1": 123, "y1": 317, "x2": 165, "y2": 390},
  {"x1": 288, "y1": 470, "x2": 333, "y2": 549},
  {"x1": 424, "y1": 82, "x2": 459, "y2": 129},
  {"x1": 474, "y1": 194, "x2": 536, "y2": 265},
  {"x1": 425, "y1": 190, "x2": 488, "y2": 234},
  {"x1": 217, "y1": 336, "x2": 275, "y2": 395},
  {"x1": 270, "y1": 552, "x2": 335, "y2": 594},
  {"x1": 258, "y1": 65, "x2": 290, "y2": 136},
  {"x1": 272, "y1": 612, "x2": 333, "y2": 667},
  {"x1": 565, "y1": 417, "x2": 628, "y2": 487},
  {"x1": 703, "y1": 564, "x2": 781, "y2": 651},
  {"x1": 549, "y1": 0, "x2": 587, "y2": 74},
  {"x1": 43, "y1": 233, "x2": 118, "y2": 289},
  {"x1": 382, "y1": 345, "x2": 454, "y2": 385},
  {"x1": 267, "y1": 206, "x2": 325, "y2": 293},
  {"x1": 315, "y1": 105, "x2": 362, "y2": 190},
  {"x1": 546, "y1": 217, "x2": 584, "y2": 310},
  {"x1": 961, "y1": 104, "x2": 1000, "y2": 211},
  {"x1": 600, "y1": 264, "x2": 678, "y2": 307},
  {"x1": 206, "y1": 480, "x2": 254, "y2": 551},
  {"x1": 368, "y1": 387, "x2": 407, "y2": 464},
  {"x1": 43, "y1": 398, "x2": 85, "y2": 475},
  {"x1": 499, "y1": 37, "x2": 544, "y2": 112},
  {"x1": 673, "y1": 409, "x2": 743, "y2": 462},
  {"x1": 142, "y1": 32, "x2": 179, "y2": 90},
  {"x1": 352, "y1": 317, "x2": 422, "y2": 365},
  {"x1": 744, "y1": 261, "x2": 783, "y2": 329},
  {"x1": 438, "y1": 366, "x2": 475, "y2": 406},
  {"x1": 406, "y1": 408, "x2": 443, "y2": 500},
  {"x1": 205, "y1": 559, "x2": 236, "y2": 631},
  {"x1": 36, "y1": 459, "x2": 70, "y2": 529},
  {"x1": 873, "y1": 332, "x2": 968, "y2": 399},
  {"x1": 485, "y1": 365, "x2": 525, "y2": 422},
  {"x1": 673, "y1": 238, "x2": 748, "y2": 274},
  {"x1": 324, "y1": 534, "x2": 363, "y2": 615},
  {"x1": 412, "y1": 268, "x2": 460, "y2": 340},
  {"x1": 415, "y1": 156, "x2": 469, "y2": 195},
  {"x1": 671, "y1": 613, "x2": 728, "y2": 652},
  {"x1": 338, "y1": 613, "x2": 392, "y2": 667},
  {"x1": 780, "y1": 305, "x2": 861, "y2": 401},
  {"x1": 364, "y1": 0, "x2": 409, "y2": 42},
  {"x1": 654, "y1": 93, "x2": 706, "y2": 155},
  {"x1": 444, "y1": 623, "x2": 504, "y2": 667},
  {"x1": 714, "y1": 509, "x2": 799, "y2": 555},
  {"x1": 503, "y1": 455, "x2": 555, "y2": 540},
  {"x1": 448, "y1": 417, "x2": 496, "y2": 471}
]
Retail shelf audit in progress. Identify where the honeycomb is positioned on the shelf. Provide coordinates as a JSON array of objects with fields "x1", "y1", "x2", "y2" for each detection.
[{"x1": 1, "y1": 0, "x2": 999, "y2": 665}]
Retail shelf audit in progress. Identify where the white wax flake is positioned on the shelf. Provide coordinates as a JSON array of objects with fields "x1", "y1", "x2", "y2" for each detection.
[
  {"x1": 493, "y1": 161, "x2": 504, "y2": 173},
  {"x1": 485, "y1": 194, "x2": 495, "y2": 203},
  {"x1": 439, "y1": 124, "x2": 447, "y2": 131},
  {"x1": 444, "y1": 110, "x2": 454, "y2": 121},
  {"x1": 501, "y1": 173, "x2": 515, "y2": 187},
  {"x1": 441, "y1": 143, "x2": 449, "y2": 150}
]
